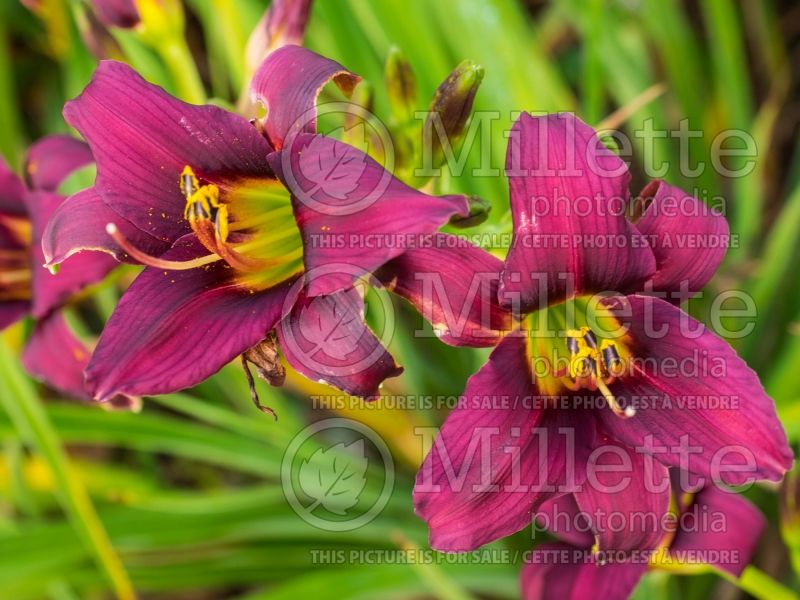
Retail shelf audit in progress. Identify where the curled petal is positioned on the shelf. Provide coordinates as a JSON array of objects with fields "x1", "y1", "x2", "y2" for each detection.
[
  {"x1": 499, "y1": 113, "x2": 655, "y2": 311},
  {"x1": 251, "y1": 45, "x2": 360, "y2": 149},
  {"x1": 277, "y1": 287, "x2": 402, "y2": 399},
  {"x1": 43, "y1": 187, "x2": 169, "y2": 266},
  {"x1": 25, "y1": 134, "x2": 94, "y2": 192},
  {"x1": 27, "y1": 191, "x2": 117, "y2": 317},
  {"x1": 635, "y1": 180, "x2": 729, "y2": 301},
  {"x1": 414, "y1": 334, "x2": 595, "y2": 551},
  {"x1": 599, "y1": 294, "x2": 793, "y2": 485},
  {"x1": 669, "y1": 486, "x2": 764, "y2": 576},
  {"x1": 21, "y1": 312, "x2": 92, "y2": 399},
  {"x1": 64, "y1": 60, "x2": 274, "y2": 244},
  {"x1": 521, "y1": 542, "x2": 646, "y2": 600},
  {"x1": 86, "y1": 237, "x2": 298, "y2": 401},
  {"x1": 377, "y1": 233, "x2": 510, "y2": 347},
  {"x1": 573, "y1": 437, "x2": 670, "y2": 553},
  {"x1": 269, "y1": 134, "x2": 468, "y2": 296}
]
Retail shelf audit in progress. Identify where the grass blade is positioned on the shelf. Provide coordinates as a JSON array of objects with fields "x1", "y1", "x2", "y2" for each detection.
[{"x1": 0, "y1": 338, "x2": 135, "y2": 600}]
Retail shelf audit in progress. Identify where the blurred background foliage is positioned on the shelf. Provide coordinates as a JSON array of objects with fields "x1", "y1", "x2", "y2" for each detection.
[{"x1": 1, "y1": 0, "x2": 799, "y2": 598}]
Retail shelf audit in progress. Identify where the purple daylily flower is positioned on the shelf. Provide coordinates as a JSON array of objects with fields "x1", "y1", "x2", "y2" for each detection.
[
  {"x1": 0, "y1": 135, "x2": 120, "y2": 400},
  {"x1": 414, "y1": 112, "x2": 792, "y2": 551},
  {"x1": 523, "y1": 476, "x2": 765, "y2": 600},
  {"x1": 44, "y1": 46, "x2": 506, "y2": 407}
]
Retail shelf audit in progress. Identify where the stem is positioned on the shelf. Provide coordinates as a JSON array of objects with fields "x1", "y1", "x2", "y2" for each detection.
[
  {"x1": 0, "y1": 338, "x2": 136, "y2": 600},
  {"x1": 719, "y1": 566, "x2": 799, "y2": 600},
  {"x1": 0, "y1": 9, "x2": 25, "y2": 166},
  {"x1": 157, "y1": 36, "x2": 206, "y2": 104}
]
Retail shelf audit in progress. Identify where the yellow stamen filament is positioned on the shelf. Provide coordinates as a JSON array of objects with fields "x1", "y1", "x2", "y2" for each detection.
[
  {"x1": 566, "y1": 327, "x2": 635, "y2": 419},
  {"x1": 569, "y1": 347, "x2": 594, "y2": 378},
  {"x1": 105, "y1": 223, "x2": 222, "y2": 271},
  {"x1": 214, "y1": 203, "x2": 230, "y2": 243}
]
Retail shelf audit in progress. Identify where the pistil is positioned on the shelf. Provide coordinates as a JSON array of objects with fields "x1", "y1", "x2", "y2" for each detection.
[{"x1": 105, "y1": 223, "x2": 222, "y2": 270}]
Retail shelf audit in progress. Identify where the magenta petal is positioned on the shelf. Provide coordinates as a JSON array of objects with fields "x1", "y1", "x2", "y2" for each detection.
[
  {"x1": 535, "y1": 494, "x2": 595, "y2": 548},
  {"x1": 670, "y1": 486, "x2": 764, "y2": 577},
  {"x1": 21, "y1": 312, "x2": 91, "y2": 399},
  {"x1": 414, "y1": 334, "x2": 595, "y2": 551},
  {"x1": 600, "y1": 294, "x2": 792, "y2": 485},
  {"x1": 43, "y1": 187, "x2": 169, "y2": 266},
  {"x1": 377, "y1": 233, "x2": 510, "y2": 347},
  {"x1": 573, "y1": 437, "x2": 670, "y2": 552},
  {"x1": 25, "y1": 134, "x2": 94, "y2": 192},
  {"x1": 499, "y1": 113, "x2": 655, "y2": 310},
  {"x1": 86, "y1": 237, "x2": 298, "y2": 400},
  {"x1": 0, "y1": 158, "x2": 26, "y2": 217},
  {"x1": 27, "y1": 191, "x2": 117, "y2": 317},
  {"x1": 270, "y1": 134, "x2": 468, "y2": 296},
  {"x1": 277, "y1": 287, "x2": 402, "y2": 399},
  {"x1": 521, "y1": 543, "x2": 647, "y2": 600},
  {"x1": 635, "y1": 180, "x2": 729, "y2": 301},
  {"x1": 0, "y1": 302, "x2": 30, "y2": 330},
  {"x1": 64, "y1": 61, "x2": 274, "y2": 243},
  {"x1": 251, "y1": 45, "x2": 361, "y2": 149}
]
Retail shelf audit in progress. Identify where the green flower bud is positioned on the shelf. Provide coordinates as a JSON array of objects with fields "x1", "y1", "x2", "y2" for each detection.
[
  {"x1": 424, "y1": 60, "x2": 484, "y2": 169},
  {"x1": 385, "y1": 46, "x2": 417, "y2": 125}
]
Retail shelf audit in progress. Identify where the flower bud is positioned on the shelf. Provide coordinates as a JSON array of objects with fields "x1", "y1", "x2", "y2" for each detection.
[
  {"x1": 343, "y1": 78, "x2": 375, "y2": 136},
  {"x1": 89, "y1": 0, "x2": 141, "y2": 29},
  {"x1": 385, "y1": 46, "x2": 417, "y2": 125},
  {"x1": 77, "y1": 7, "x2": 125, "y2": 59},
  {"x1": 425, "y1": 60, "x2": 483, "y2": 168},
  {"x1": 246, "y1": 0, "x2": 313, "y2": 75}
]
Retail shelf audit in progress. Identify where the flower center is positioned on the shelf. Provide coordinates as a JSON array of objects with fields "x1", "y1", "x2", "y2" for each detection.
[
  {"x1": 107, "y1": 166, "x2": 304, "y2": 291},
  {"x1": 526, "y1": 297, "x2": 635, "y2": 418}
]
